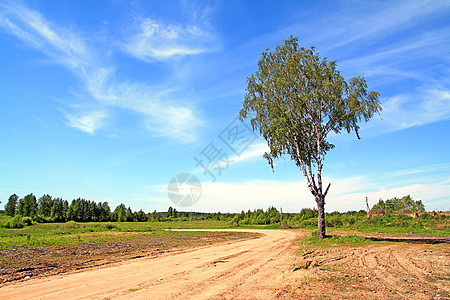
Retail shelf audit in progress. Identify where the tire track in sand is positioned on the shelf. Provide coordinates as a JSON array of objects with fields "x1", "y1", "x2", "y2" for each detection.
[{"x1": 0, "y1": 229, "x2": 306, "y2": 300}]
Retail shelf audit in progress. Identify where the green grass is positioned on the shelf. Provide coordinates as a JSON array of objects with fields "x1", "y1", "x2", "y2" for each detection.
[
  {"x1": 0, "y1": 213, "x2": 447, "y2": 249},
  {"x1": 0, "y1": 220, "x2": 250, "y2": 248},
  {"x1": 301, "y1": 230, "x2": 376, "y2": 248}
]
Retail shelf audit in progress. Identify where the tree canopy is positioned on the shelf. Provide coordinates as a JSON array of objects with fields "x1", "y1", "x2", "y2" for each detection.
[
  {"x1": 371, "y1": 195, "x2": 425, "y2": 214},
  {"x1": 240, "y1": 36, "x2": 381, "y2": 238}
]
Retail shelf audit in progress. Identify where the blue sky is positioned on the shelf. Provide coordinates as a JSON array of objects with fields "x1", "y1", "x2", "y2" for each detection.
[{"x1": 0, "y1": 0, "x2": 449, "y2": 213}]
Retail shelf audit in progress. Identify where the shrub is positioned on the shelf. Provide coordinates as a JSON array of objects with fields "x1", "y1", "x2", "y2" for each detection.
[
  {"x1": 34, "y1": 214, "x2": 54, "y2": 223},
  {"x1": 342, "y1": 214, "x2": 357, "y2": 226},
  {"x1": 22, "y1": 216, "x2": 33, "y2": 226},
  {"x1": 420, "y1": 213, "x2": 431, "y2": 220},
  {"x1": 299, "y1": 218, "x2": 317, "y2": 227},
  {"x1": 63, "y1": 220, "x2": 81, "y2": 229},
  {"x1": 9, "y1": 215, "x2": 25, "y2": 228},
  {"x1": 326, "y1": 215, "x2": 343, "y2": 227},
  {"x1": 0, "y1": 215, "x2": 31, "y2": 228},
  {"x1": 102, "y1": 223, "x2": 117, "y2": 230}
]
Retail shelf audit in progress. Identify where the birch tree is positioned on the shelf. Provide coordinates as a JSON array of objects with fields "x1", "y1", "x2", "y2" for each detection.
[{"x1": 240, "y1": 36, "x2": 381, "y2": 238}]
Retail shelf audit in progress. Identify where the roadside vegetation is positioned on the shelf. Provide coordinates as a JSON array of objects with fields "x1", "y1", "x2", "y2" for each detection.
[{"x1": 1, "y1": 193, "x2": 448, "y2": 236}]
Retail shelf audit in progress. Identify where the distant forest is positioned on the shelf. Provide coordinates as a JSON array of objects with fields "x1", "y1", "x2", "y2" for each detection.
[{"x1": 1, "y1": 193, "x2": 438, "y2": 230}]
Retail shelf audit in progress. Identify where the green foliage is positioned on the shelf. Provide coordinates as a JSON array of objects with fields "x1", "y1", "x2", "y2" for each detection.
[
  {"x1": 240, "y1": 36, "x2": 380, "y2": 171},
  {"x1": 9, "y1": 215, "x2": 25, "y2": 228},
  {"x1": 4, "y1": 194, "x2": 18, "y2": 217},
  {"x1": 230, "y1": 207, "x2": 282, "y2": 226},
  {"x1": 112, "y1": 203, "x2": 127, "y2": 222},
  {"x1": 0, "y1": 215, "x2": 34, "y2": 228},
  {"x1": 17, "y1": 194, "x2": 37, "y2": 218},
  {"x1": 371, "y1": 195, "x2": 425, "y2": 213},
  {"x1": 38, "y1": 194, "x2": 53, "y2": 218},
  {"x1": 63, "y1": 220, "x2": 81, "y2": 229},
  {"x1": 22, "y1": 216, "x2": 33, "y2": 226}
]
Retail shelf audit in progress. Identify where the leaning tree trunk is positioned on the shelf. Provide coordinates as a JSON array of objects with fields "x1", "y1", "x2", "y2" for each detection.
[{"x1": 316, "y1": 196, "x2": 326, "y2": 239}]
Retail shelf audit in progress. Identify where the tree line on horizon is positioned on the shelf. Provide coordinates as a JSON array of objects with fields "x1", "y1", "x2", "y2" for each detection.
[
  {"x1": 1, "y1": 192, "x2": 433, "y2": 229},
  {"x1": 1, "y1": 193, "x2": 237, "y2": 225}
]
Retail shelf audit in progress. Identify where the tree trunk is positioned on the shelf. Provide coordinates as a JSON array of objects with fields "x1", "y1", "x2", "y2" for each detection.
[{"x1": 316, "y1": 196, "x2": 326, "y2": 239}]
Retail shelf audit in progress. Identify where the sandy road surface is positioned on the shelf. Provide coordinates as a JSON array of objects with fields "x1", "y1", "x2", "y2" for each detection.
[{"x1": 0, "y1": 229, "x2": 307, "y2": 299}]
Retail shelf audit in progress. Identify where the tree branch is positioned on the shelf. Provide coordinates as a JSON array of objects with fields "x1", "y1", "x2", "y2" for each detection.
[{"x1": 323, "y1": 183, "x2": 331, "y2": 197}]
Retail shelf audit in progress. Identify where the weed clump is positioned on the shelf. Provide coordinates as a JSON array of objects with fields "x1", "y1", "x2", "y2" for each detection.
[
  {"x1": 63, "y1": 220, "x2": 81, "y2": 229},
  {"x1": 304, "y1": 231, "x2": 369, "y2": 245},
  {"x1": 0, "y1": 215, "x2": 34, "y2": 228}
]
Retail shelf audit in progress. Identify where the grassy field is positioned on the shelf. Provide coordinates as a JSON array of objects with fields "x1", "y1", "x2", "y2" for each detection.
[
  {"x1": 0, "y1": 215, "x2": 448, "y2": 249},
  {"x1": 0, "y1": 220, "x2": 237, "y2": 248},
  {"x1": 0, "y1": 220, "x2": 261, "y2": 283}
]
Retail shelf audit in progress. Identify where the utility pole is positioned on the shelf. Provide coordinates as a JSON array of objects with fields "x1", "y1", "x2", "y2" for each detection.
[
  {"x1": 280, "y1": 207, "x2": 283, "y2": 228},
  {"x1": 365, "y1": 197, "x2": 370, "y2": 213}
]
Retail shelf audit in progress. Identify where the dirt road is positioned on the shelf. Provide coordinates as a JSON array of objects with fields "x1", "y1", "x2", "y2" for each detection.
[
  {"x1": 1, "y1": 229, "x2": 448, "y2": 299},
  {"x1": 0, "y1": 229, "x2": 307, "y2": 299}
]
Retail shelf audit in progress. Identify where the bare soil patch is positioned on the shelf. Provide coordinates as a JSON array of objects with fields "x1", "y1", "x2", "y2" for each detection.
[
  {"x1": 286, "y1": 232, "x2": 450, "y2": 299},
  {"x1": 0, "y1": 231, "x2": 258, "y2": 284}
]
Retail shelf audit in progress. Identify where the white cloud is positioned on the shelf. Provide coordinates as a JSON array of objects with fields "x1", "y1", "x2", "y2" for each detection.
[
  {"x1": 123, "y1": 17, "x2": 214, "y2": 61},
  {"x1": 318, "y1": 1, "x2": 450, "y2": 53},
  {"x1": 197, "y1": 180, "x2": 310, "y2": 213},
  {"x1": 0, "y1": 2, "x2": 203, "y2": 142},
  {"x1": 229, "y1": 142, "x2": 268, "y2": 165},
  {"x1": 145, "y1": 105, "x2": 203, "y2": 143},
  {"x1": 339, "y1": 28, "x2": 449, "y2": 80},
  {"x1": 0, "y1": 2, "x2": 90, "y2": 71},
  {"x1": 380, "y1": 88, "x2": 450, "y2": 129},
  {"x1": 382, "y1": 163, "x2": 450, "y2": 179},
  {"x1": 191, "y1": 178, "x2": 449, "y2": 213},
  {"x1": 153, "y1": 162, "x2": 450, "y2": 213},
  {"x1": 64, "y1": 111, "x2": 107, "y2": 134}
]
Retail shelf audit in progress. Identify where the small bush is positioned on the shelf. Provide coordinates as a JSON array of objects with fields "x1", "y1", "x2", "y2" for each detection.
[
  {"x1": 299, "y1": 218, "x2": 317, "y2": 227},
  {"x1": 34, "y1": 215, "x2": 54, "y2": 223},
  {"x1": 63, "y1": 220, "x2": 81, "y2": 229},
  {"x1": 22, "y1": 217, "x2": 33, "y2": 226},
  {"x1": 9, "y1": 215, "x2": 25, "y2": 228},
  {"x1": 420, "y1": 213, "x2": 431, "y2": 220},
  {"x1": 326, "y1": 215, "x2": 342, "y2": 227},
  {"x1": 102, "y1": 223, "x2": 117, "y2": 230}
]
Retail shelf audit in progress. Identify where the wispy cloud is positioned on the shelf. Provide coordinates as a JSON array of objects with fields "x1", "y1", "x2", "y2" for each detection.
[
  {"x1": 0, "y1": 1, "x2": 204, "y2": 142},
  {"x1": 314, "y1": 2, "x2": 450, "y2": 136},
  {"x1": 123, "y1": 18, "x2": 212, "y2": 61},
  {"x1": 382, "y1": 163, "x2": 450, "y2": 179},
  {"x1": 339, "y1": 28, "x2": 450, "y2": 81},
  {"x1": 122, "y1": 0, "x2": 216, "y2": 62},
  {"x1": 63, "y1": 110, "x2": 107, "y2": 134},
  {"x1": 316, "y1": 1, "x2": 450, "y2": 53},
  {"x1": 379, "y1": 87, "x2": 450, "y2": 130},
  {"x1": 229, "y1": 142, "x2": 268, "y2": 165}
]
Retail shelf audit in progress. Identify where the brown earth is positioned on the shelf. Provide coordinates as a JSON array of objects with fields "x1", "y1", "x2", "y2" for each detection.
[
  {"x1": 0, "y1": 229, "x2": 449, "y2": 299},
  {"x1": 0, "y1": 231, "x2": 258, "y2": 284}
]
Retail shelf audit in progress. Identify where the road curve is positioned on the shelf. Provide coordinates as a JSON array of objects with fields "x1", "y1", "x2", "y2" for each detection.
[{"x1": 0, "y1": 229, "x2": 307, "y2": 299}]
